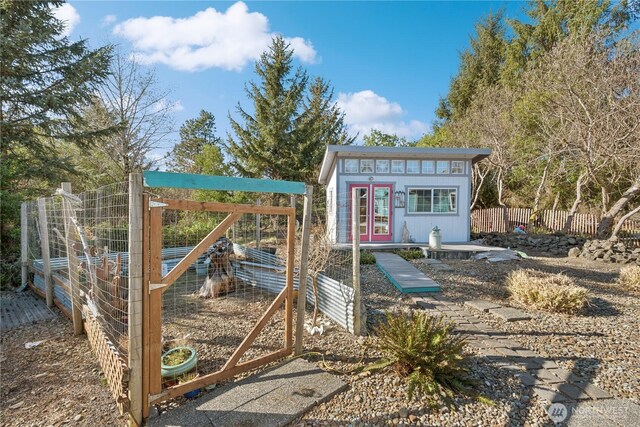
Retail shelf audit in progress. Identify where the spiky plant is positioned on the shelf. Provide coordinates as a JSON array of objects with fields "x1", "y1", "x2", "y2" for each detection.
[
  {"x1": 507, "y1": 269, "x2": 589, "y2": 314},
  {"x1": 372, "y1": 311, "x2": 472, "y2": 404},
  {"x1": 617, "y1": 265, "x2": 640, "y2": 293}
]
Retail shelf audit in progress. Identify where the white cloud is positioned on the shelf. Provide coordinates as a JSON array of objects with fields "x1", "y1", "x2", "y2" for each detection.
[
  {"x1": 336, "y1": 90, "x2": 429, "y2": 139},
  {"x1": 102, "y1": 14, "x2": 117, "y2": 27},
  {"x1": 113, "y1": 1, "x2": 317, "y2": 72},
  {"x1": 153, "y1": 99, "x2": 184, "y2": 113},
  {"x1": 52, "y1": 3, "x2": 80, "y2": 37}
]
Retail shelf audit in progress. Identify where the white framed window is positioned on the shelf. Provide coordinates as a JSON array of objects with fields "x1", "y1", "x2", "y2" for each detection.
[
  {"x1": 421, "y1": 160, "x2": 435, "y2": 174},
  {"x1": 436, "y1": 160, "x2": 450, "y2": 174},
  {"x1": 451, "y1": 160, "x2": 465, "y2": 174},
  {"x1": 391, "y1": 160, "x2": 405, "y2": 173},
  {"x1": 345, "y1": 159, "x2": 358, "y2": 173},
  {"x1": 407, "y1": 187, "x2": 457, "y2": 214},
  {"x1": 407, "y1": 160, "x2": 420, "y2": 174},
  {"x1": 360, "y1": 159, "x2": 374, "y2": 173},
  {"x1": 376, "y1": 159, "x2": 390, "y2": 173}
]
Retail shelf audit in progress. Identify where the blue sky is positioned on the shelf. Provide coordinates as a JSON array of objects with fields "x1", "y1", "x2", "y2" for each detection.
[{"x1": 54, "y1": 1, "x2": 526, "y2": 153}]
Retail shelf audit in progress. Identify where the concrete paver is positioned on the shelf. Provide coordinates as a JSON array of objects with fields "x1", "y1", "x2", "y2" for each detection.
[
  {"x1": 488, "y1": 307, "x2": 532, "y2": 322},
  {"x1": 147, "y1": 358, "x2": 346, "y2": 427}
]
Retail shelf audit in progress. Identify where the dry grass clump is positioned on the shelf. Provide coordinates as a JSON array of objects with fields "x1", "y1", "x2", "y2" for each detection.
[
  {"x1": 507, "y1": 269, "x2": 589, "y2": 314},
  {"x1": 617, "y1": 265, "x2": 640, "y2": 292}
]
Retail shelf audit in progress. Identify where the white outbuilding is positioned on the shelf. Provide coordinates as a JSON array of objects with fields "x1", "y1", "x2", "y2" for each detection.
[{"x1": 318, "y1": 145, "x2": 492, "y2": 244}]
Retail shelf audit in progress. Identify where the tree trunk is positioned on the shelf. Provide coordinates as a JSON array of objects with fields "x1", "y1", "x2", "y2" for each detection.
[
  {"x1": 611, "y1": 205, "x2": 640, "y2": 238},
  {"x1": 533, "y1": 159, "x2": 551, "y2": 214},
  {"x1": 597, "y1": 176, "x2": 640, "y2": 238},
  {"x1": 563, "y1": 172, "x2": 587, "y2": 233},
  {"x1": 601, "y1": 187, "x2": 610, "y2": 213},
  {"x1": 470, "y1": 164, "x2": 488, "y2": 210},
  {"x1": 552, "y1": 192, "x2": 560, "y2": 211},
  {"x1": 496, "y1": 168, "x2": 506, "y2": 207}
]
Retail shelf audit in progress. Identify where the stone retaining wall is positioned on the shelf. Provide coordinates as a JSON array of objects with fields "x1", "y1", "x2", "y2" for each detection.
[
  {"x1": 472, "y1": 233, "x2": 586, "y2": 256},
  {"x1": 576, "y1": 237, "x2": 640, "y2": 264}
]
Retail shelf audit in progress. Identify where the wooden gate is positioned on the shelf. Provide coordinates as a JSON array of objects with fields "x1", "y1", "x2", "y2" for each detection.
[{"x1": 142, "y1": 197, "x2": 296, "y2": 412}]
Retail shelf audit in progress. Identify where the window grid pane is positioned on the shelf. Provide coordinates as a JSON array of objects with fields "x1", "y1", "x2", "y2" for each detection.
[
  {"x1": 436, "y1": 161, "x2": 449, "y2": 174},
  {"x1": 451, "y1": 161, "x2": 464, "y2": 174},
  {"x1": 376, "y1": 160, "x2": 390, "y2": 173},
  {"x1": 421, "y1": 161, "x2": 434, "y2": 174},
  {"x1": 391, "y1": 160, "x2": 405, "y2": 173},
  {"x1": 360, "y1": 159, "x2": 374, "y2": 173},
  {"x1": 407, "y1": 160, "x2": 420, "y2": 174},
  {"x1": 345, "y1": 159, "x2": 358, "y2": 173}
]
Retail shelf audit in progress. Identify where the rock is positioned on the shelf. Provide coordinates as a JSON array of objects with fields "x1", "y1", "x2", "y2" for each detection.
[
  {"x1": 568, "y1": 247, "x2": 581, "y2": 257},
  {"x1": 9, "y1": 401, "x2": 24, "y2": 410},
  {"x1": 74, "y1": 415, "x2": 83, "y2": 422},
  {"x1": 399, "y1": 406, "x2": 409, "y2": 418}
]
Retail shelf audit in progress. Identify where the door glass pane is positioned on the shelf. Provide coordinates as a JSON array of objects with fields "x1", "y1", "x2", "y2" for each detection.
[
  {"x1": 358, "y1": 188, "x2": 368, "y2": 235},
  {"x1": 374, "y1": 188, "x2": 390, "y2": 234}
]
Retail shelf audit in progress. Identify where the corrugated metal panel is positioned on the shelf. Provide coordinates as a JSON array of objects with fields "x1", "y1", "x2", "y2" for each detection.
[{"x1": 235, "y1": 261, "x2": 355, "y2": 332}]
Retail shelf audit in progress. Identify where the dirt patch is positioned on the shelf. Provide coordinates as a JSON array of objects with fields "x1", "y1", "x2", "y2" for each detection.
[{"x1": 0, "y1": 302, "x2": 126, "y2": 427}]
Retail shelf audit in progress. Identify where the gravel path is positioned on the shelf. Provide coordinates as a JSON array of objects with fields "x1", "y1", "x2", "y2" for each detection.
[{"x1": 412, "y1": 256, "x2": 640, "y2": 403}]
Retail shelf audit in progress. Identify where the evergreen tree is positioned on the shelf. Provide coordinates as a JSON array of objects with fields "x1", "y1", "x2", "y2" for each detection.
[
  {"x1": 227, "y1": 36, "x2": 352, "y2": 184},
  {"x1": 169, "y1": 110, "x2": 223, "y2": 174},
  {"x1": 436, "y1": 12, "x2": 507, "y2": 122},
  {"x1": 0, "y1": 0, "x2": 112, "y2": 280}
]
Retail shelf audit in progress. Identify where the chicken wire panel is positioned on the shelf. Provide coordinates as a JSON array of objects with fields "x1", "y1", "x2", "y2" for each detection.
[
  {"x1": 69, "y1": 182, "x2": 130, "y2": 356},
  {"x1": 159, "y1": 204, "x2": 293, "y2": 389}
]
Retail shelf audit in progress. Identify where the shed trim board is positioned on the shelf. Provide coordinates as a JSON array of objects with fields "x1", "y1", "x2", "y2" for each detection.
[{"x1": 320, "y1": 145, "x2": 491, "y2": 244}]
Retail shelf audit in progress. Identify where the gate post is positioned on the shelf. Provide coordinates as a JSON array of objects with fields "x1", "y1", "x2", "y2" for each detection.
[
  {"x1": 128, "y1": 173, "x2": 144, "y2": 426},
  {"x1": 60, "y1": 182, "x2": 83, "y2": 335},
  {"x1": 352, "y1": 189, "x2": 362, "y2": 335},
  {"x1": 295, "y1": 185, "x2": 313, "y2": 355},
  {"x1": 37, "y1": 198, "x2": 53, "y2": 307}
]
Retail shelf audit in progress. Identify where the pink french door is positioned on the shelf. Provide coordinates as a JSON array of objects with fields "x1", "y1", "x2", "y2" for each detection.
[{"x1": 348, "y1": 183, "x2": 393, "y2": 242}]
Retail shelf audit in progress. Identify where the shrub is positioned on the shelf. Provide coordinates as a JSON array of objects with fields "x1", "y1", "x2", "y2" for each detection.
[
  {"x1": 360, "y1": 251, "x2": 376, "y2": 265},
  {"x1": 507, "y1": 269, "x2": 589, "y2": 314},
  {"x1": 372, "y1": 310, "x2": 472, "y2": 404},
  {"x1": 618, "y1": 265, "x2": 640, "y2": 293},
  {"x1": 395, "y1": 249, "x2": 424, "y2": 261}
]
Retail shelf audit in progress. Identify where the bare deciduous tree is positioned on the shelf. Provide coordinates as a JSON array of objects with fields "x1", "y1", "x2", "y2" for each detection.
[{"x1": 84, "y1": 51, "x2": 176, "y2": 181}]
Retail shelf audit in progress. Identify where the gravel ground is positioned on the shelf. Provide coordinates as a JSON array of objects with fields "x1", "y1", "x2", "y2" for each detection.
[
  {"x1": 412, "y1": 256, "x2": 640, "y2": 404},
  {"x1": 0, "y1": 310, "x2": 126, "y2": 427},
  {"x1": 2, "y1": 254, "x2": 636, "y2": 427},
  {"x1": 297, "y1": 264, "x2": 558, "y2": 426}
]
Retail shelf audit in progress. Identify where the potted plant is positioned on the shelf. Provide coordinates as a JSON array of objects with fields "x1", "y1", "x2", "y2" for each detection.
[
  {"x1": 161, "y1": 346, "x2": 198, "y2": 379},
  {"x1": 178, "y1": 371, "x2": 201, "y2": 398}
]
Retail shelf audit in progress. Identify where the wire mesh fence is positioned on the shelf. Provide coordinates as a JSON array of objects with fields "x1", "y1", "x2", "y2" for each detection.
[{"x1": 155, "y1": 192, "x2": 297, "y2": 390}]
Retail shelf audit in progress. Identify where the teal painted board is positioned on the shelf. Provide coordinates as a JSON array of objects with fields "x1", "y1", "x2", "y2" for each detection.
[
  {"x1": 376, "y1": 264, "x2": 440, "y2": 293},
  {"x1": 143, "y1": 171, "x2": 306, "y2": 195},
  {"x1": 373, "y1": 252, "x2": 441, "y2": 294}
]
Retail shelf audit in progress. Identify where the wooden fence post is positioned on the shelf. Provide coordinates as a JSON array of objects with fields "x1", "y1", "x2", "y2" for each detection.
[
  {"x1": 352, "y1": 189, "x2": 362, "y2": 335},
  {"x1": 37, "y1": 198, "x2": 53, "y2": 307},
  {"x1": 128, "y1": 174, "x2": 144, "y2": 427},
  {"x1": 21, "y1": 203, "x2": 28, "y2": 287},
  {"x1": 295, "y1": 186, "x2": 313, "y2": 355},
  {"x1": 61, "y1": 182, "x2": 83, "y2": 335}
]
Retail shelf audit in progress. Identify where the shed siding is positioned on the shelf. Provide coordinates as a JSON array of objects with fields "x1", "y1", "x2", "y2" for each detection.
[{"x1": 335, "y1": 168, "x2": 471, "y2": 243}]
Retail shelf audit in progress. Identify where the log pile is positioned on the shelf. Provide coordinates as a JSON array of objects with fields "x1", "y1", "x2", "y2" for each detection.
[{"x1": 199, "y1": 237, "x2": 236, "y2": 298}]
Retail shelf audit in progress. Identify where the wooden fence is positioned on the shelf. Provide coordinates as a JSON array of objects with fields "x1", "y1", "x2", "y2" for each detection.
[{"x1": 471, "y1": 207, "x2": 640, "y2": 246}]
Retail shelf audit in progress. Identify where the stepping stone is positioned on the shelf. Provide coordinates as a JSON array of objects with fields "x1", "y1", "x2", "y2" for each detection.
[
  {"x1": 534, "y1": 369, "x2": 565, "y2": 384},
  {"x1": 464, "y1": 300, "x2": 502, "y2": 313},
  {"x1": 147, "y1": 359, "x2": 346, "y2": 427},
  {"x1": 553, "y1": 368, "x2": 586, "y2": 384},
  {"x1": 554, "y1": 383, "x2": 592, "y2": 401},
  {"x1": 488, "y1": 307, "x2": 531, "y2": 322},
  {"x1": 415, "y1": 300, "x2": 436, "y2": 309},
  {"x1": 420, "y1": 258, "x2": 442, "y2": 264},
  {"x1": 431, "y1": 263, "x2": 453, "y2": 271},
  {"x1": 514, "y1": 372, "x2": 537, "y2": 386},
  {"x1": 572, "y1": 382, "x2": 613, "y2": 400},
  {"x1": 533, "y1": 386, "x2": 568, "y2": 403}
]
